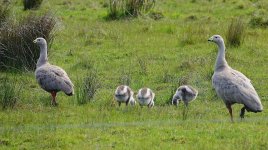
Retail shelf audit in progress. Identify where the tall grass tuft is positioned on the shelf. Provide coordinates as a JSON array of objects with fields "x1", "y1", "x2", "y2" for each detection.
[
  {"x1": 76, "y1": 69, "x2": 101, "y2": 105},
  {"x1": 0, "y1": 12, "x2": 57, "y2": 71},
  {"x1": 249, "y1": 16, "x2": 268, "y2": 28},
  {"x1": 137, "y1": 58, "x2": 147, "y2": 75},
  {"x1": 0, "y1": 3, "x2": 10, "y2": 27},
  {"x1": 119, "y1": 72, "x2": 132, "y2": 86},
  {"x1": 0, "y1": 77, "x2": 21, "y2": 109},
  {"x1": 23, "y1": 0, "x2": 43, "y2": 10},
  {"x1": 107, "y1": 0, "x2": 155, "y2": 19},
  {"x1": 226, "y1": 18, "x2": 245, "y2": 47}
]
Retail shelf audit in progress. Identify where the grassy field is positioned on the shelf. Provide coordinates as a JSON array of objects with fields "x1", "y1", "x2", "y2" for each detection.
[{"x1": 1, "y1": 0, "x2": 268, "y2": 149}]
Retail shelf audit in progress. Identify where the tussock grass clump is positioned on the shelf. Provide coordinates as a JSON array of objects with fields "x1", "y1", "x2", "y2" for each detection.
[
  {"x1": 162, "y1": 72, "x2": 177, "y2": 84},
  {"x1": 0, "y1": 77, "x2": 21, "y2": 109},
  {"x1": 107, "y1": 0, "x2": 155, "y2": 20},
  {"x1": 23, "y1": 0, "x2": 43, "y2": 10},
  {"x1": 118, "y1": 73, "x2": 132, "y2": 86},
  {"x1": 0, "y1": 4, "x2": 10, "y2": 27},
  {"x1": 249, "y1": 16, "x2": 268, "y2": 28},
  {"x1": 149, "y1": 11, "x2": 164, "y2": 20},
  {"x1": 0, "y1": 13, "x2": 57, "y2": 71},
  {"x1": 226, "y1": 18, "x2": 245, "y2": 47},
  {"x1": 137, "y1": 58, "x2": 147, "y2": 75},
  {"x1": 180, "y1": 22, "x2": 209, "y2": 46},
  {"x1": 76, "y1": 69, "x2": 101, "y2": 105}
]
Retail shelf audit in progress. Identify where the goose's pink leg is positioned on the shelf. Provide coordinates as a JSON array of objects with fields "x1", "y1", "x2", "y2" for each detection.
[
  {"x1": 51, "y1": 91, "x2": 57, "y2": 106},
  {"x1": 226, "y1": 103, "x2": 233, "y2": 122}
]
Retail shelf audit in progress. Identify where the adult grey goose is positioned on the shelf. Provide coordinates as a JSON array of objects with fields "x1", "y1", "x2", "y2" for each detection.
[
  {"x1": 208, "y1": 35, "x2": 263, "y2": 121},
  {"x1": 172, "y1": 85, "x2": 198, "y2": 107},
  {"x1": 34, "y1": 37, "x2": 74, "y2": 106},
  {"x1": 114, "y1": 85, "x2": 136, "y2": 106}
]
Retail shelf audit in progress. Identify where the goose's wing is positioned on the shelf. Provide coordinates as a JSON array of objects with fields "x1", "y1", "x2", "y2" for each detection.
[
  {"x1": 49, "y1": 65, "x2": 74, "y2": 87},
  {"x1": 230, "y1": 68, "x2": 251, "y2": 83},
  {"x1": 213, "y1": 69, "x2": 262, "y2": 111},
  {"x1": 35, "y1": 65, "x2": 74, "y2": 94}
]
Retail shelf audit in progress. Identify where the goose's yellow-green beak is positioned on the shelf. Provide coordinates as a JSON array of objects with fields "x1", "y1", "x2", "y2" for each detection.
[{"x1": 33, "y1": 39, "x2": 37, "y2": 43}]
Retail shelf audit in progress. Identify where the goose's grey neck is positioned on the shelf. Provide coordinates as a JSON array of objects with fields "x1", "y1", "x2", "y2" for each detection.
[
  {"x1": 215, "y1": 41, "x2": 228, "y2": 71},
  {"x1": 37, "y1": 44, "x2": 48, "y2": 68}
]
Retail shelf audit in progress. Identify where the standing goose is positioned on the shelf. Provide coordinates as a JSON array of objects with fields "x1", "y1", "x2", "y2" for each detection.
[
  {"x1": 137, "y1": 88, "x2": 155, "y2": 108},
  {"x1": 34, "y1": 37, "x2": 74, "y2": 106},
  {"x1": 208, "y1": 35, "x2": 263, "y2": 121},
  {"x1": 172, "y1": 85, "x2": 198, "y2": 107},
  {"x1": 114, "y1": 85, "x2": 136, "y2": 106}
]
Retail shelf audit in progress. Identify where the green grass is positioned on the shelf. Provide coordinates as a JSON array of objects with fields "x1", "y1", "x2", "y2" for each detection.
[{"x1": 1, "y1": 0, "x2": 268, "y2": 149}]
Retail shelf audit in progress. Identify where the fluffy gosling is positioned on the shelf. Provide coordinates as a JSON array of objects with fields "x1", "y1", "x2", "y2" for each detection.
[
  {"x1": 172, "y1": 85, "x2": 198, "y2": 107},
  {"x1": 137, "y1": 88, "x2": 155, "y2": 108},
  {"x1": 114, "y1": 85, "x2": 136, "y2": 106}
]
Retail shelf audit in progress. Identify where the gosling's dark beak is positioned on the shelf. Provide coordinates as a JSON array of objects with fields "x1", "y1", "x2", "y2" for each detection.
[{"x1": 33, "y1": 39, "x2": 37, "y2": 43}]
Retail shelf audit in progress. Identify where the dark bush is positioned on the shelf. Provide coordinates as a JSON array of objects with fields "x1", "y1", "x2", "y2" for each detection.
[
  {"x1": 107, "y1": 0, "x2": 155, "y2": 20},
  {"x1": 0, "y1": 3, "x2": 10, "y2": 27},
  {"x1": 23, "y1": 0, "x2": 43, "y2": 10},
  {"x1": 0, "y1": 12, "x2": 57, "y2": 71}
]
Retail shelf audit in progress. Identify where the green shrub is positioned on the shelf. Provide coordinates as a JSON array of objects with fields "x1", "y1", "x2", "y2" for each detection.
[
  {"x1": 107, "y1": 0, "x2": 155, "y2": 19},
  {"x1": 0, "y1": 77, "x2": 21, "y2": 109},
  {"x1": 0, "y1": 12, "x2": 56, "y2": 71},
  {"x1": 226, "y1": 18, "x2": 245, "y2": 47},
  {"x1": 23, "y1": 0, "x2": 43, "y2": 10}
]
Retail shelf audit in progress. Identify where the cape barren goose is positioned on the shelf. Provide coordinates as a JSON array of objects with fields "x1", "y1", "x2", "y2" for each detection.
[
  {"x1": 34, "y1": 38, "x2": 74, "y2": 106},
  {"x1": 208, "y1": 35, "x2": 263, "y2": 121},
  {"x1": 114, "y1": 85, "x2": 136, "y2": 106},
  {"x1": 137, "y1": 88, "x2": 155, "y2": 108},
  {"x1": 172, "y1": 85, "x2": 198, "y2": 107}
]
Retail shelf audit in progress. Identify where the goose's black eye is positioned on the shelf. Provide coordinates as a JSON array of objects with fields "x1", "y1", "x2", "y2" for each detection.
[{"x1": 215, "y1": 37, "x2": 218, "y2": 39}]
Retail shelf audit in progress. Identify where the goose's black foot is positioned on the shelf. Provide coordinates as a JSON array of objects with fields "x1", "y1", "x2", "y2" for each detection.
[{"x1": 240, "y1": 106, "x2": 246, "y2": 119}]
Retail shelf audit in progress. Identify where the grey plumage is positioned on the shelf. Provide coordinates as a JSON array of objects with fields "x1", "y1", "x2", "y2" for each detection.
[
  {"x1": 172, "y1": 85, "x2": 198, "y2": 107},
  {"x1": 34, "y1": 37, "x2": 74, "y2": 106},
  {"x1": 208, "y1": 35, "x2": 263, "y2": 121},
  {"x1": 137, "y1": 88, "x2": 155, "y2": 108},
  {"x1": 114, "y1": 85, "x2": 135, "y2": 106}
]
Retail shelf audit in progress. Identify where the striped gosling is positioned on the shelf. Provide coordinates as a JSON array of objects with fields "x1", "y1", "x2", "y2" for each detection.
[
  {"x1": 114, "y1": 85, "x2": 136, "y2": 106},
  {"x1": 172, "y1": 85, "x2": 198, "y2": 107},
  {"x1": 137, "y1": 88, "x2": 155, "y2": 108}
]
